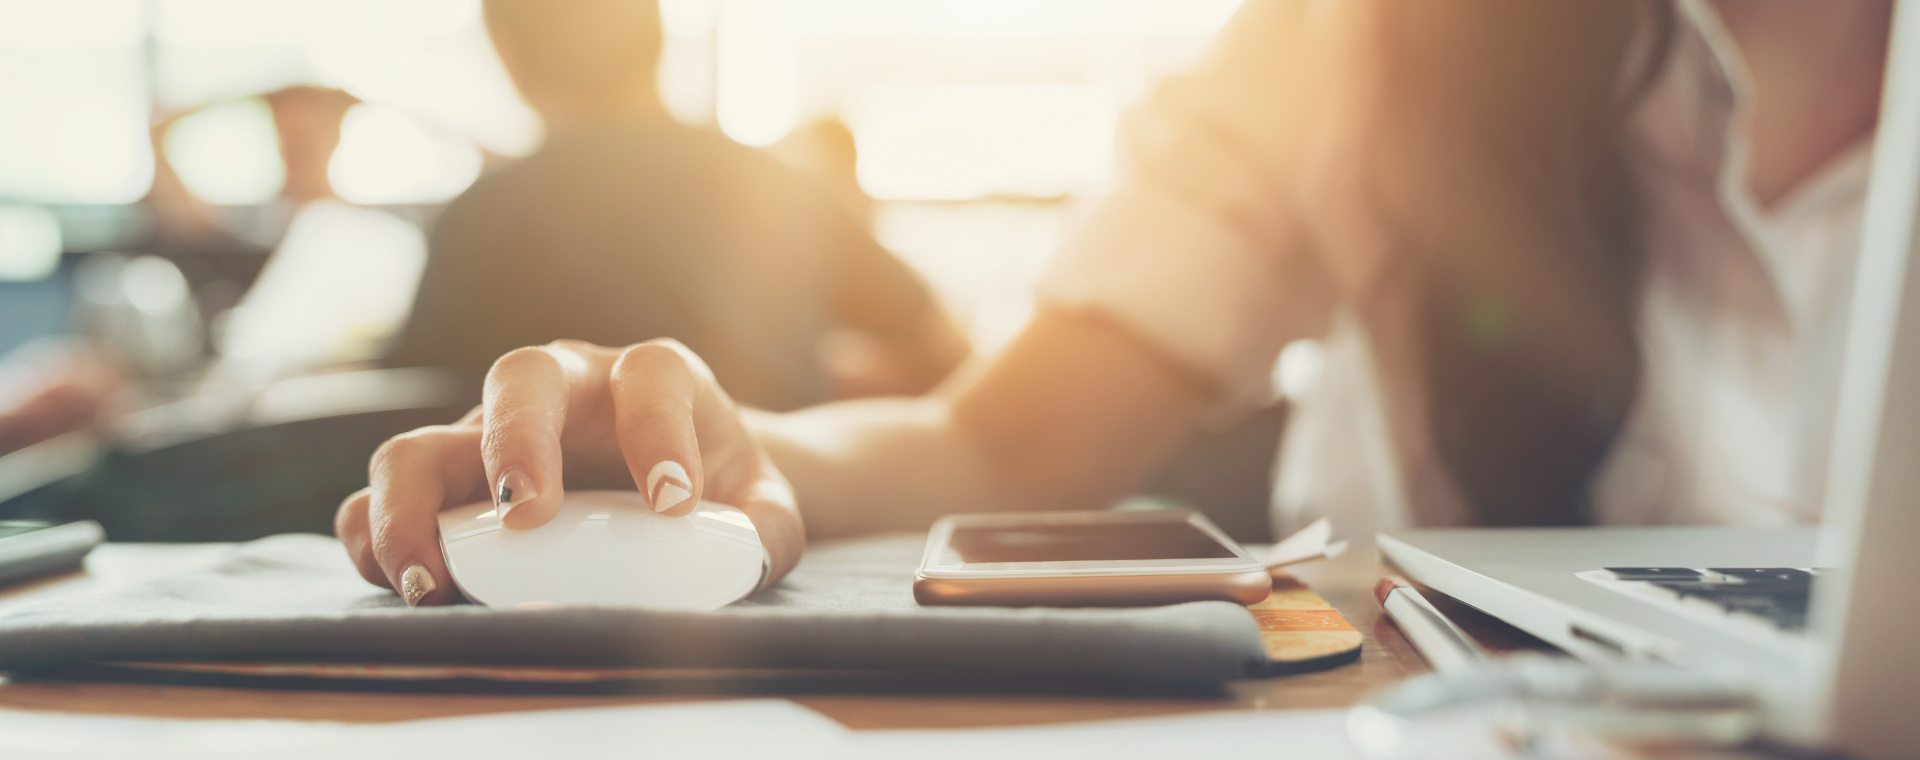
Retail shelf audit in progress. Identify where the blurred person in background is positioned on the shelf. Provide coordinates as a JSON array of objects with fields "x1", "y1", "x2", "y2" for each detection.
[
  {"x1": 263, "y1": 87, "x2": 361, "y2": 211},
  {"x1": 339, "y1": 0, "x2": 1894, "y2": 602},
  {"x1": 769, "y1": 116, "x2": 990, "y2": 402},
  {"x1": 211, "y1": 86, "x2": 430, "y2": 384},
  {"x1": 142, "y1": 113, "x2": 256, "y2": 258},
  {"x1": 770, "y1": 118, "x2": 873, "y2": 228},
  {"x1": 129, "y1": 87, "x2": 429, "y2": 385},
  {"x1": 1, "y1": 87, "x2": 448, "y2": 542},
  {"x1": 158, "y1": 87, "x2": 425, "y2": 391},
  {"x1": 138, "y1": 110, "x2": 273, "y2": 373},
  {"x1": 385, "y1": 0, "x2": 969, "y2": 411}
]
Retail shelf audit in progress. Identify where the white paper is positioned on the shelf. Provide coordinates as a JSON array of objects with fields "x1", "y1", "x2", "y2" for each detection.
[
  {"x1": 0, "y1": 700, "x2": 1361, "y2": 760},
  {"x1": 859, "y1": 707, "x2": 1361, "y2": 760}
]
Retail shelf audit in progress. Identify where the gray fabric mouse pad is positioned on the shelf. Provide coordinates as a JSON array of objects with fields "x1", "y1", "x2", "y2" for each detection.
[{"x1": 0, "y1": 534, "x2": 1267, "y2": 681}]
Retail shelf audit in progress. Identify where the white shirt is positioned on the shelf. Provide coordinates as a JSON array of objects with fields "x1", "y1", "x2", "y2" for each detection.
[
  {"x1": 1041, "y1": 0, "x2": 1871, "y2": 538},
  {"x1": 1592, "y1": 0, "x2": 1871, "y2": 527}
]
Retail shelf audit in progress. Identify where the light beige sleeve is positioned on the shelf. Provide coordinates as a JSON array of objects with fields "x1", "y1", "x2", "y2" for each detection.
[
  {"x1": 1042, "y1": 178, "x2": 1299, "y2": 409},
  {"x1": 1039, "y1": 0, "x2": 1351, "y2": 410}
]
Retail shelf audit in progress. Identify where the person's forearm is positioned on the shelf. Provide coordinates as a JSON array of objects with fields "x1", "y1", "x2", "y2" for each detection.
[
  {"x1": 748, "y1": 397, "x2": 1012, "y2": 539},
  {"x1": 747, "y1": 311, "x2": 1212, "y2": 541}
]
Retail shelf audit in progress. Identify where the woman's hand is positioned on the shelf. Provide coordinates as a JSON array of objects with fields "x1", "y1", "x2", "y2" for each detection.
[{"x1": 334, "y1": 339, "x2": 804, "y2": 606}]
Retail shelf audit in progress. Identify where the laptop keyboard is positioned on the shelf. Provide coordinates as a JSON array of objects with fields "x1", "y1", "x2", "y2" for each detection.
[{"x1": 1593, "y1": 567, "x2": 1818, "y2": 633}]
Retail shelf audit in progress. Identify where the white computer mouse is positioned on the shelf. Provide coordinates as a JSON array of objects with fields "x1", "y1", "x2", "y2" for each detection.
[{"x1": 436, "y1": 490, "x2": 768, "y2": 611}]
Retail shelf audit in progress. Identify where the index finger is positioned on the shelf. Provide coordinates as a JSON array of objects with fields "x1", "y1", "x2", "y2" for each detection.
[{"x1": 478, "y1": 343, "x2": 597, "y2": 530}]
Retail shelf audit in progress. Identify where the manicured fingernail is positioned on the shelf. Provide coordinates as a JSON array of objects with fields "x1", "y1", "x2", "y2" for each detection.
[
  {"x1": 400, "y1": 564, "x2": 436, "y2": 607},
  {"x1": 646, "y1": 460, "x2": 692, "y2": 513},
  {"x1": 496, "y1": 470, "x2": 537, "y2": 519}
]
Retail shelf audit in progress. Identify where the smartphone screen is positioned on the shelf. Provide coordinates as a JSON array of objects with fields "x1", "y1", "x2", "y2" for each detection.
[{"x1": 946, "y1": 521, "x2": 1238, "y2": 563}]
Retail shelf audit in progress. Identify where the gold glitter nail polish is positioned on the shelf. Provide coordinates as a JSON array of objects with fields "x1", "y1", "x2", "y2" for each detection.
[{"x1": 400, "y1": 563, "x2": 436, "y2": 606}]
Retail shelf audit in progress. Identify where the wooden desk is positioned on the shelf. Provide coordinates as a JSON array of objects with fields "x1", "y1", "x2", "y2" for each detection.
[{"x1": 0, "y1": 545, "x2": 1540, "y2": 730}]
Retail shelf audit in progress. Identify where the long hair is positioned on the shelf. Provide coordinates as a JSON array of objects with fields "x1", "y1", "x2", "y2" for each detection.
[{"x1": 1368, "y1": 0, "x2": 1674, "y2": 525}]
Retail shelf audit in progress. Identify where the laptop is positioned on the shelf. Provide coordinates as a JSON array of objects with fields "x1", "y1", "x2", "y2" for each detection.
[{"x1": 1379, "y1": 5, "x2": 1920, "y2": 758}]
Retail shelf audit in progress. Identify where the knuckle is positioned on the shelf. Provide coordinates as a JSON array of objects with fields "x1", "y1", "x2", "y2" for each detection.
[
  {"x1": 490, "y1": 345, "x2": 561, "y2": 379},
  {"x1": 372, "y1": 428, "x2": 426, "y2": 464},
  {"x1": 615, "y1": 341, "x2": 697, "y2": 383},
  {"x1": 545, "y1": 338, "x2": 604, "y2": 354},
  {"x1": 640, "y1": 337, "x2": 690, "y2": 354},
  {"x1": 372, "y1": 425, "x2": 460, "y2": 470},
  {"x1": 369, "y1": 432, "x2": 417, "y2": 470}
]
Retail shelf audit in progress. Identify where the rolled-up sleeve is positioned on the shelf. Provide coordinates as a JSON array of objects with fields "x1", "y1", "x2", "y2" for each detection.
[
  {"x1": 1042, "y1": 177, "x2": 1302, "y2": 409},
  {"x1": 1039, "y1": 0, "x2": 1351, "y2": 410}
]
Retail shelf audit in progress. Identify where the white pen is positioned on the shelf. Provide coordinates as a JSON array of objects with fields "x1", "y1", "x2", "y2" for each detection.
[{"x1": 1375, "y1": 575, "x2": 1488, "y2": 674}]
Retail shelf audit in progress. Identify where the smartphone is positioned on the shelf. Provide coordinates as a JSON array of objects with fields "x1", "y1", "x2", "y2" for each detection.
[
  {"x1": 913, "y1": 510, "x2": 1271, "y2": 607},
  {"x1": 0, "y1": 520, "x2": 103, "y2": 589}
]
